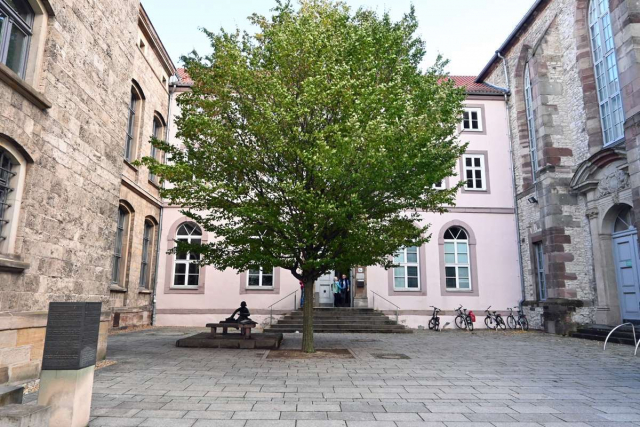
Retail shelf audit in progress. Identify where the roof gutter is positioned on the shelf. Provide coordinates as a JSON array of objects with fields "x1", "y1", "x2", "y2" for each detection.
[{"x1": 476, "y1": 0, "x2": 546, "y2": 83}]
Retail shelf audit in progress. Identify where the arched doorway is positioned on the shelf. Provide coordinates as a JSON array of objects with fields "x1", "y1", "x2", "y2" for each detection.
[{"x1": 611, "y1": 205, "x2": 640, "y2": 321}]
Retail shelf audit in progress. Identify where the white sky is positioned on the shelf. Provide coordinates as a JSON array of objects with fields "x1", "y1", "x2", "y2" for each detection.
[{"x1": 142, "y1": 0, "x2": 535, "y2": 76}]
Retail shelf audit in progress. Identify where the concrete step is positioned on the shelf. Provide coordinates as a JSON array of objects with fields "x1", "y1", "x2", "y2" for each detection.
[
  {"x1": 267, "y1": 324, "x2": 407, "y2": 331},
  {"x1": 0, "y1": 404, "x2": 50, "y2": 427},
  {"x1": 276, "y1": 319, "x2": 398, "y2": 325},
  {"x1": 572, "y1": 332, "x2": 636, "y2": 346},
  {"x1": 269, "y1": 328, "x2": 413, "y2": 334}
]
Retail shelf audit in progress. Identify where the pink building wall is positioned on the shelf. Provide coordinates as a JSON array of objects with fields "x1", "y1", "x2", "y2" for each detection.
[{"x1": 155, "y1": 84, "x2": 522, "y2": 329}]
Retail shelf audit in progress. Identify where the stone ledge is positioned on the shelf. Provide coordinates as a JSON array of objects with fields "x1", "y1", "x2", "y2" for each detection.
[
  {"x1": 0, "y1": 311, "x2": 112, "y2": 331},
  {"x1": 0, "y1": 257, "x2": 29, "y2": 273},
  {"x1": 109, "y1": 285, "x2": 127, "y2": 293},
  {"x1": 0, "y1": 63, "x2": 52, "y2": 110},
  {"x1": 0, "y1": 404, "x2": 50, "y2": 427}
]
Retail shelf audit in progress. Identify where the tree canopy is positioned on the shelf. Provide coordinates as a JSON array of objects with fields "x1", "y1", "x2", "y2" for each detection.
[{"x1": 144, "y1": 0, "x2": 467, "y2": 352}]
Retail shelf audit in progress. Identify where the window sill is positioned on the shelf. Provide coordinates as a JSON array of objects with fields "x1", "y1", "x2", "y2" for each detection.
[
  {"x1": 148, "y1": 179, "x2": 161, "y2": 189},
  {"x1": 461, "y1": 129, "x2": 483, "y2": 133},
  {"x1": 170, "y1": 286, "x2": 199, "y2": 290},
  {"x1": 445, "y1": 288, "x2": 473, "y2": 293},
  {"x1": 0, "y1": 63, "x2": 52, "y2": 110},
  {"x1": 392, "y1": 288, "x2": 421, "y2": 292},
  {"x1": 0, "y1": 256, "x2": 30, "y2": 273},
  {"x1": 245, "y1": 287, "x2": 275, "y2": 291},
  {"x1": 123, "y1": 159, "x2": 138, "y2": 172},
  {"x1": 138, "y1": 289, "x2": 152, "y2": 294},
  {"x1": 110, "y1": 285, "x2": 127, "y2": 293}
]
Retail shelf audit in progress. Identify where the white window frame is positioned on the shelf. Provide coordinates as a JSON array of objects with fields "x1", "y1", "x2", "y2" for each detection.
[
  {"x1": 393, "y1": 246, "x2": 420, "y2": 291},
  {"x1": 172, "y1": 223, "x2": 202, "y2": 289},
  {"x1": 589, "y1": 0, "x2": 624, "y2": 146},
  {"x1": 524, "y1": 64, "x2": 538, "y2": 179},
  {"x1": 0, "y1": 141, "x2": 26, "y2": 255},
  {"x1": 433, "y1": 181, "x2": 446, "y2": 190},
  {"x1": 462, "y1": 154, "x2": 487, "y2": 191},
  {"x1": 444, "y1": 227, "x2": 471, "y2": 291},
  {"x1": 246, "y1": 267, "x2": 274, "y2": 289},
  {"x1": 534, "y1": 242, "x2": 547, "y2": 301},
  {"x1": 462, "y1": 107, "x2": 483, "y2": 132}
]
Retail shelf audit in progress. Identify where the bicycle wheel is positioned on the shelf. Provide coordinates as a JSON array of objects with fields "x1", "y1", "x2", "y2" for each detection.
[
  {"x1": 455, "y1": 315, "x2": 466, "y2": 329},
  {"x1": 520, "y1": 316, "x2": 529, "y2": 331},
  {"x1": 466, "y1": 316, "x2": 474, "y2": 331},
  {"x1": 507, "y1": 315, "x2": 517, "y2": 329},
  {"x1": 428, "y1": 318, "x2": 436, "y2": 330},
  {"x1": 496, "y1": 316, "x2": 507, "y2": 330},
  {"x1": 484, "y1": 316, "x2": 496, "y2": 330}
]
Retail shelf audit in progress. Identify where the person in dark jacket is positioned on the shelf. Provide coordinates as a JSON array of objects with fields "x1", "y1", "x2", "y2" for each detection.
[{"x1": 339, "y1": 274, "x2": 351, "y2": 307}]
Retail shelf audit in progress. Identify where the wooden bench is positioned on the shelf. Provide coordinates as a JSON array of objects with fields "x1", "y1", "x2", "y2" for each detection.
[{"x1": 206, "y1": 323, "x2": 256, "y2": 339}]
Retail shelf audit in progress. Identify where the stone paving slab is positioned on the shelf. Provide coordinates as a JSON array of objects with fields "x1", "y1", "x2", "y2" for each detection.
[{"x1": 24, "y1": 327, "x2": 640, "y2": 426}]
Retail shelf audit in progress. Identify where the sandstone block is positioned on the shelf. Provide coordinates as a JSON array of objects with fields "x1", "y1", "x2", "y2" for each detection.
[{"x1": 0, "y1": 404, "x2": 50, "y2": 427}]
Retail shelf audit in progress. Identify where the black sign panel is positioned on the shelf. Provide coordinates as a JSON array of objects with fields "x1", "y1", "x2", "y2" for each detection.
[{"x1": 42, "y1": 302, "x2": 102, "y2": 371}]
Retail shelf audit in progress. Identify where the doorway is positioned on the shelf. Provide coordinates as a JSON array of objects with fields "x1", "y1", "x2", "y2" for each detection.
[{"x1": 612, "y1": 207, "x2": 640, "y2": 322}]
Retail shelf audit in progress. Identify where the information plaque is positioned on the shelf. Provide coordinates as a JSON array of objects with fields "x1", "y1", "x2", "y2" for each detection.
[{"x1": 42, "y1": 302, "x2": 102, "y2": 371}]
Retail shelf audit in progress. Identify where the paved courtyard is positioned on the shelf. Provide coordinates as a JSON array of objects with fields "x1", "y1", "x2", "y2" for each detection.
[{"x1": 49, "y1": 328, "x2": 640, "y2": 426}]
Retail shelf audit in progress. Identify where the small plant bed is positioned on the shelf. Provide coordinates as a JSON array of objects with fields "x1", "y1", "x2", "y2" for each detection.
[{"x1": 266, "y1": 349, "x2": 354, "y2": 359}]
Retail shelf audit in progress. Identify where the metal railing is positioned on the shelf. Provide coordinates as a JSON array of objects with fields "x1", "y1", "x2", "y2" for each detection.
[
  {"x1": 369, "y1": 290, "x2": 399, "y2": 323},
  {"x1": 268, "y1": 290, "x2": 298, "y2": 326},
  {"x1": 604, "y1": 322, "x2": 639, "y2": 355}
]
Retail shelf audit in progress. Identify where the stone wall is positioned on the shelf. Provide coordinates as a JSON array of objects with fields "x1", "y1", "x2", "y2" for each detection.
[
  {"x1": 108, "y1": 6, "x2": 174, "y2": 330},
  {"x1": 482, "y1": 0, "x2": 600, "y2": 332}
]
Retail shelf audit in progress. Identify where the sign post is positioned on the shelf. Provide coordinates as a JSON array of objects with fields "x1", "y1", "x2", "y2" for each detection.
[{"x1": 38, "y1": 302, "x2": 102, "y2": 427}]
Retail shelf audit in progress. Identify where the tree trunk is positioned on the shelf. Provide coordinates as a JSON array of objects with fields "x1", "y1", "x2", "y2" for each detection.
[{"x1": 301, "y1": 279, "x2": 315, "y2": 353}]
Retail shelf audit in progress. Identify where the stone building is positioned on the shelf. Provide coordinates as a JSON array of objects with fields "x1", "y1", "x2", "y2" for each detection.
[
  {"x1": 478, "y1": 0, "x2": 640, "y2": 332},
  {"x1": 0, "y1": 0, "x2": 173, "y2": 385},
  {"x1": 109, "y1": 5, "x2": 175, "y2": 329}
]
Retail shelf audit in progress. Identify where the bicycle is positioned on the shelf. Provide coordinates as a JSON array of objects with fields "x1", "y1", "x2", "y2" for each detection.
[
  {"x1": 454, "y1": 304, "x2": 474, "y2": 331},
  {"x1": 506, "y1": 306, "x2": 529, "y2": 331},
  {"x1": 484, "y1": 306, "x2": 506, "y2": 330},
  {"x1": 428, "y1": 306, "x2": 441, "y2": 331}
]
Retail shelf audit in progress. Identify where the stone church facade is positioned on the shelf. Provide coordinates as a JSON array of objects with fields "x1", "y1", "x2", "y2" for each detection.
[
  {"x1": 0, "y1": 0, "x2": 172, "y2": 384},
  {"x1": 478, "y1": 0, "x2": 640, "y2": 332}
]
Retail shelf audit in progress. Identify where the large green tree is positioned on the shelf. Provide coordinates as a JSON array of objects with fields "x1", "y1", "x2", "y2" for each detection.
[{"x1": 145, "y1": 0, "x2": 466, "y2": 352}]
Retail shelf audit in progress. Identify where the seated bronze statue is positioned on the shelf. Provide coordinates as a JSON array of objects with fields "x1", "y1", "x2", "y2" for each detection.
[{"x1": 223, "y1": 301, "x2": 256, "y2": 325}]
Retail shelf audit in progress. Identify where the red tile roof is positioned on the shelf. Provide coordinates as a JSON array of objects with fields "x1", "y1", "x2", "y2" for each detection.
[
  {"x1": 176, "y1": 68, "x2": 193, "y2": 86},
  {"x1": 176, "y1": 69, "x2": 505, "y2": 95},
  {"x1": 449, "y1": 75, "x2": 506, "y2": 96}
]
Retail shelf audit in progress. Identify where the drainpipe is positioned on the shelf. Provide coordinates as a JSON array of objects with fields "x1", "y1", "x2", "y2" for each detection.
[
  {"x1": 151, "y1": 77, "x2": 177, "y2": 326},
  {"x1": 496, "y1": 51, "x2": 527, "y2": 308}
]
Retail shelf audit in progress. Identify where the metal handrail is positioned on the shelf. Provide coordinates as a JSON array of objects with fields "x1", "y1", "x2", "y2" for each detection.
[
  {"x1": 369, "y1": 290, "x2": 399, "y2": 323},
  {"x1": 604, "y1": 322, "x2": 637, "y2": 354},
  {"x1": 268, "y1": 290, "x2": 297, "y2": 326}
]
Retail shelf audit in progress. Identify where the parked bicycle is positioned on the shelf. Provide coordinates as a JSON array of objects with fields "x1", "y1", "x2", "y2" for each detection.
[
  {"x1": 484, "y1": 306, "x2": 506, "y2": 330},
  {"x1": 454, "y1": 304, "x2": 474, "y2": 331},
  {"x1": 506, "y1": 306, "x2": 529, "y2": 331},
  {"x1": 428, "y1": 306, "x2": 441, "y2": 331}
]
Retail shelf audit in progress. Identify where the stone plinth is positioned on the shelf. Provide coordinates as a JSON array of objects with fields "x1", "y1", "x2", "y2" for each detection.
[
  {"x1": 0, "y1": 404, "x2": 50, "y2": 427},
  {"x1": 0, "y1": 385, "x2": 23, "y2": 406},
  {"x1": 37, "y1": 366, "x2": 95, "y2": 427},
  {"x1": 176, "y1": 332, "x2": 283, "y2": 349}
]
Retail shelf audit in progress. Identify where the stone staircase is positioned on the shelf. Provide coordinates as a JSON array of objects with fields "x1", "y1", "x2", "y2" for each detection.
[
  {"x1": 571, "y1": 324, "x2": 637, "y2": 346},
  {"x1": 264, "y1": 308, "x2": 412, "y2": 334}
]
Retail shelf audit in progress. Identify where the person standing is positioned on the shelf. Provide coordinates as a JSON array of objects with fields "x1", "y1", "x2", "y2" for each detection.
[
  {"x1": 299, "y1": 280, "x2": 304, "y2": 308},
  {"x1": 332, "y1": 276, "x2": 341, "y2": 307},
  {"x1": 340, "y1": 274, "x2": 351, "y2": 308}
]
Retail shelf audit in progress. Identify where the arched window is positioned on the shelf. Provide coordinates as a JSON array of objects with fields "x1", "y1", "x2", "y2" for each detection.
[
  {"x1": 0, "y1": 148, "x2": 16, "y2": 248},
  {"x1": 614, "y1": 206, "x2": 634, "y2": 233},
  {"x1": 125, "y1": 84, "x2": 144, "y2": 162},
  {"x1": 173, "y1": 223, "x2": 202, "y2": 288},
  {"x1": 112, "y1": 205, "x2": 131, "y2": 286},
  {"x1": 149, "y1": 115, "x2": 164, "y2": 183},
  {"x1": 0, "y1": 0, "x2": 34, "y2": 78},
  {"x1": 589, "y1": 0, "x2": 624, "y2": 145},
  {"x1": 524, "y1": 64, "x2": 538, "y2": 178},
  {"x1": 444, "y1": 226, "x2": 471, "y2": 290},
  {"x1": 139, "y1": 220, "x2": 156, "y2": 289}
]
